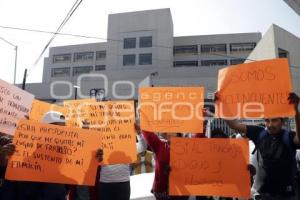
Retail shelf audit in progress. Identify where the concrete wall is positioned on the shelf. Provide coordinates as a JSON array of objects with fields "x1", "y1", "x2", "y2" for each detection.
[
  {"x1": 174, "y1": 32, "x2": 261, "y2": 73},
  {"x1": 43, "y1": 42, "x2": 107, "y2": 83},
  {"x1": 273, "y1": 24, "x2": 300, "y2": 94},
  {"x1": 246, "y1": 25, "x2": 277, "y2": 62},
  {"x1": 106, "y1": 8, "x2": 173, "y2": 70}
]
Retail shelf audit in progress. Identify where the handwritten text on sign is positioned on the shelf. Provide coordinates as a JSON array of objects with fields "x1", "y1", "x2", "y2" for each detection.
[
  {"x1": 5, "y1": 120, "x2": 101, "y2": 185},
  {"x1": 83, "y1": 101, "x2": 136, "y2": 164},
  {"x1": 169, "y1": 138, "x2": 250, "y2": 198},
  {"x1": 140, "y1": 87, "x2": 204, "y2": 133},
  {"x1": 64, "y1": 99, "x2": 96, "y2": 127},
  {"x1": 0, "y1": 79, "x2": 34, "y2": 135},
  {"x1": 216, "y1": 58, "x2": 294, "y2": 118}
]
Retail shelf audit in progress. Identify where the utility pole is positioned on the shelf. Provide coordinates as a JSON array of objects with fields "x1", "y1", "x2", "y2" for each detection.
[
  {"x1": 22, "y1": 69, "x2": 27, "y2": 90},
  {"x1": 74, "y1": 85, "x2": 80, "y2": 99}
]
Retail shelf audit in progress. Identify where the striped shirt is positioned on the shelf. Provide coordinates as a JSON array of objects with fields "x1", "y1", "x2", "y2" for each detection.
[
  {"x1": 99, "y1": 133, "x2": 147, "y2": 183},
  {"x1": 100, "y1": 164, "x2": 130, "y2": 183}
]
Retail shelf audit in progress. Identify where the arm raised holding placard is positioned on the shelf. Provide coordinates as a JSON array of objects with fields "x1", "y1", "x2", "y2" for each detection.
[
  {"x1": 214, "y1": 92, "x2": 247, "y2": 134},
  {"x1": 215, "y1": 91, "x2": 300, "y2": 198}
]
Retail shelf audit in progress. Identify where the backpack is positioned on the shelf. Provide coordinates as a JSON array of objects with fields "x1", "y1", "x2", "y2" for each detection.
[{"x1": 253, "y1": 128, "x2": 297, "y2": 194}]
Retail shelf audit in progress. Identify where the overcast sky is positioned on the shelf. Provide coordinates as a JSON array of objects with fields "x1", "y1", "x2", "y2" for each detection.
[{"x1": 0, "y1": 0, "x2": 299, "y2": 83}]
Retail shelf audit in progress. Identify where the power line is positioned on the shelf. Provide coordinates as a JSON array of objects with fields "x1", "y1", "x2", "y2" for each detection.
[
  {"x1": 0, "y1": 25, "x2": 268, "y2": 63},
  {"x1": 0, "y1": 36, "x2": 17, "y2": 47},
  {"x1": 0, "y1": 24, "x2": 173, "y2": 50},
  {"x1": 0, "y1": 25, "x2": 105, "y2": 40},
  {"x1": 1, "y1": 24, "x2": 299, "y2": 70},
  {"x1": 27, "y1": 0, "x2": 83, "y2": 76}
]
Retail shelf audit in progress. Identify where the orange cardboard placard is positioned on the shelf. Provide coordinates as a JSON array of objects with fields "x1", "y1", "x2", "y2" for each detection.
[
  {"x1": 139, "y1": 87, "x2": 204, "y2": 133},
  {"x1": 5, "y1": 120, "x2": 102, "y2": 186},
  {"x1": 63, "y1": 99, "x2": 96, "y2": 127},
  {"x1": 215, "y1": 58, "x2": 294, "y2": 118},
  {"x1": 86, "y1": 101, "x2": 137, "y2": 165},
  {"x1": 29, "y1": 99, "x2": 67, "y2": 122},
  {"x1": 169, "y1": 138, "x2": 250, "y2": 198}
]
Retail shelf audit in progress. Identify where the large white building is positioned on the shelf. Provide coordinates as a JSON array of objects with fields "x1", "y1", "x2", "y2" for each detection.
[{"x1": 22, "y1": 8, "x2": 299, "y2": 103}]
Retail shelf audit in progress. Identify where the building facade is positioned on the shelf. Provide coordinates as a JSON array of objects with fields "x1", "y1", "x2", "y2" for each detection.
[{"x1": 25, "y1": 8, "x2": 262, "y2": 102}]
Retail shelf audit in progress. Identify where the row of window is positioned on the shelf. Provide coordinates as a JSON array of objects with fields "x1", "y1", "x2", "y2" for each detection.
[
  {"x1": 124, "y1": 36, "x2": 152, "y2": 49},
  {"x1": 53, "y1": 51, "x2": 106, "y2": 63},
  {"x1": 123, "y1": 53, "x2": 152, "y2": 66},
  {"x1": 173, "y1": 59, "x2": 245, "y2": 67},
  {"x1": 51, "y1": 58, "x2": 244, "y2": 77},
  {"x1": 173, "y1": 43, "x2": 256, "y2": 55},
  {"x1": 52, "y1": 42, "x2": 253, "y2": 64},
  {"x1": 51, "y1": 65, "x2": 106, "y2": 77}
]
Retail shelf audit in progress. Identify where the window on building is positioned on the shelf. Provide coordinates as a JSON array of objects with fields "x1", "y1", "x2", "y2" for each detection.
[
  {"x1": 74, "y1": 52, "x2": 94, "y2": 62},
  {"x1": 139, "y1": 36, "x2": 152, "y2": 48},
  {"x1": 53, "y1": 54, "x2": 72, "y2": 63},
  {"x1": 278, "y1": 48, "x2": 289, "y2": 58},
  {"x1": 174, "y1": 45, "x2": 198, "y2": 55},
  {"x1": 230, "y1": 59, "x2": 245, "y2": 65},
  {"x1": 73, "y1": 66, "x2": 93, "y2": 76},
  {"x1": 51, "y1": 67, "x2": 70, "y2": 77},
  {"x1": 201, "y1": 44, "x2": 227, "y2": 53},
  {"x1": 201, "y1": 60, "x2": 228, "y2": 66},
  {"x1": 139, "y1": 53, "x2": 152, "y2": 65},
  {"x1": 124, "y1": 38, "x2": 136, "y2": 49},
  {"x1": 230, "y1": 43, "x2": 256, "y2": 52},
  {"x1": 95, "y1": 65, "x2": 106, "y2": 71},
  {"x1": 174, "y1": 61, "x2": 198, "y2": 67},
  {"x1": 123, "y1": 54, "x2": 136, "y2": 66},
  {"x1": 96, "y1": 51, "x2": 106, "y2": 60}
]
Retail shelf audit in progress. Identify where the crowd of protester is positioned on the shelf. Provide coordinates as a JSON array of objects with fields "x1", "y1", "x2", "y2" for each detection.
[{"x1": 0, "y1": 92, "x2": 300, "y2": 200}]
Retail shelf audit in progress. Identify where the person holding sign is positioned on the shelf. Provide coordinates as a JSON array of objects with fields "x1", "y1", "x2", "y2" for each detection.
[
  {"x1": 96, "y1": 123, "x2": 147, "y2": 200},
  {"x1": 215, "y1": 92, "x2": 300, "y2": 200},
  {"x1": 0, "y1": 112, "x2": 66, "y2": 200},
  {"x1": 41, "y1": 111, "x2": 104, "y2": 200},
  {"x1": 38, "y1": 111, "x2": 71, "y2": 200},
  {"x1": 141, "y1": 126, "x2": 189, "y2": 200},
  {"x1": 1, "y1": 111, "x2": 103, "y2": 200}
]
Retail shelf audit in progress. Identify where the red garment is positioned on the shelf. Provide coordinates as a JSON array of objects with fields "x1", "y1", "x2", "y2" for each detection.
[
  {"x1": 192, "y1": 133, "x2": 206, "y2": 138},
  {"x1": 142, "y1": 130, "x2": 170, "y2": 196}
]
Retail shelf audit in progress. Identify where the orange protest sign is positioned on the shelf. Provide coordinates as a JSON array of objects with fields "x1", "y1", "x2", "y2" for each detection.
[
  {"x1": 216, "y1": 58, "x2": 294, "y2": 118},
  {"x1": 140, "y1": 87, "x2": 204, "y2": 133},
  {"x1": 87, "y1": 101, "x2": 137, "y2": 165},
  {"x1": 169, "y1": 138, "x2": 250, "y2": 198},
  {"x1": 29, "y1": 99, "x2": 67, "y2": 122},
  {"x1": 64, "y1": 99, "x2": 96, "y2": 127},
  {"x1": 0, "y1": 79, "x2": 34, "y2": 135},
  {"x1": 5, "y1": 120, "x2": 101, "y2": 186}
]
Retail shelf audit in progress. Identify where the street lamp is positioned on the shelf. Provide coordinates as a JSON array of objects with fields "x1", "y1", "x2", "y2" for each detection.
[
  {"x1": 73, "y1": 85, "x2": 80, "y2": 99},
  {"x1": 0, "y1": 37, "x2": 18, "y2": 84},
  {"x1": 150, "y1": 71, "x2": 159, "y2": 87}
]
